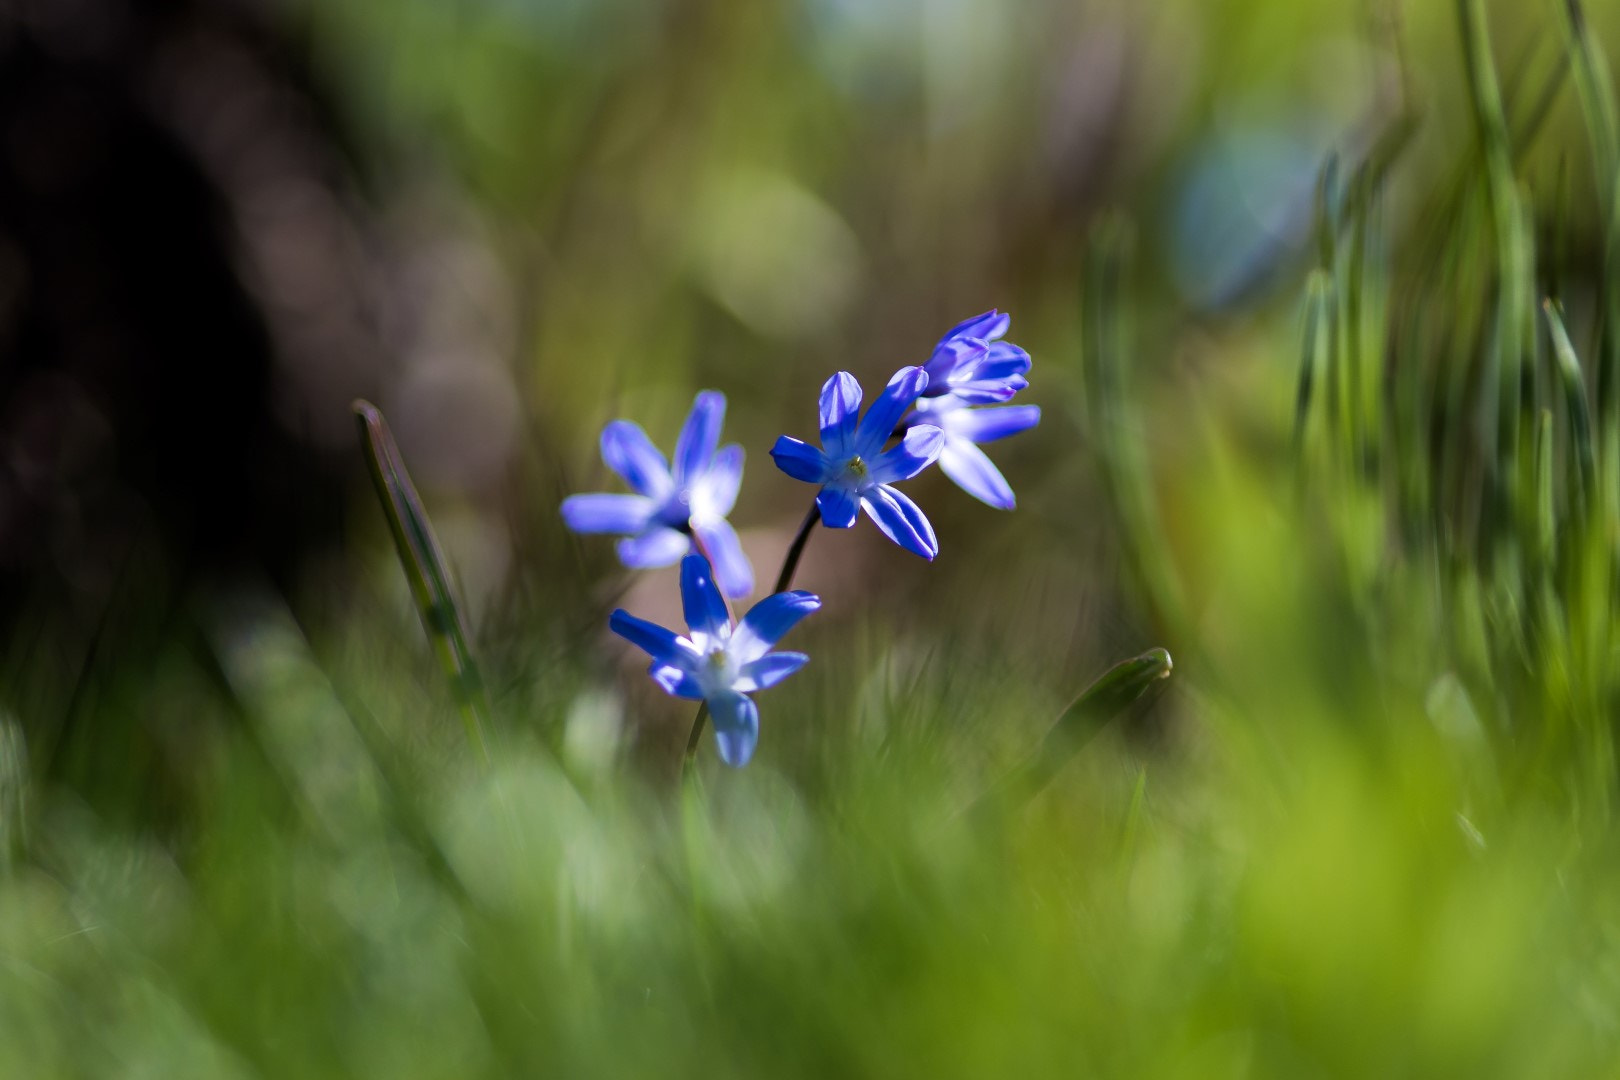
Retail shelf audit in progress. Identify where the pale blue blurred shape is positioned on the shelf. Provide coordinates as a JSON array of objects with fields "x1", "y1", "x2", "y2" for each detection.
[
  {"x1": 805, "y1": 0, "x2": 988, "y2": 118},
  {"x1": 801, "y1": 0, "x2": 924, "y2": 101},
  {"x1": 809, "y1": 0, "x2": 924, "y2": 40},
  {"x1": 1169, "y1": 126, "x2": 1322, "y2": 311}
]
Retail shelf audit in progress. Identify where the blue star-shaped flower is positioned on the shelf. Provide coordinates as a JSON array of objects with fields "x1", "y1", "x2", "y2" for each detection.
[
  {"x1": 919, "y1": 309, "x2": 1031, "y2": 406},
  {"x1": 908, "y1": 397, "x2": 1041, "y2": 510},
  {"x1": 610, "y1": 553, "x2": 820, "y2": 766},
  {"x1": 770, "y1": 367, "x2": 944, "y2": 560},
  {"x1": 562, "y1": 391, "x2": 753, "y2": 598}
]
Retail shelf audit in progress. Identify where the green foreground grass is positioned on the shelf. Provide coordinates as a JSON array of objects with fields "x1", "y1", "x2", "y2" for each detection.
[{"x1": 2, "y1": 575, "x2": 1617, "y2": 1078}]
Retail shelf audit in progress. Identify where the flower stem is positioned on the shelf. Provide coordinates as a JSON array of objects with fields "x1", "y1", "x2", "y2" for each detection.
[
  {"x1": 684, "y1": 501, "x2": 821, "y2": 760},
  {"x1": 772, "y1": 502, "x2": 822, "y2": 593},
  {"x1": 684, "y1": 701, "x2": 710, "y2": 757}
]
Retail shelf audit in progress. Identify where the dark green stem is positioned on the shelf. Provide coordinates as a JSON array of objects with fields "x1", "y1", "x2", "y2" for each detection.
[
  {"x1": 772, "y1": 502, "x2": 822, "y2": 594},
  {"x1": 684, "y1": 701, "x2": 710, "y2": 758}
]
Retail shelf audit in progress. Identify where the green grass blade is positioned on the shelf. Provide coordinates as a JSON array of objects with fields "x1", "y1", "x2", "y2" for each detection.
[
  {"x1": 1561, "y1": 0, "x2": 1620, "y2": 216},
  {"x1": 1550, "y1": 154, "x2": 1571, "y2": 306},
  {"x1": 0, "y1": 715, "x2": 25, "y2": 874},
  {"x1": 1535, "y1": 408, "x2": 1556, "y2": 567},
  {"x1": 1544, "y1": 300, "x2": 1596, "y2": 516},
  {"x1": 1459, "y1": 0, "x2": 1529, "y2": 511},
  {"x1": 972, "y1": 648, "x2": 1172, "y2": 813},
  {"x1": 207, "y1": 593, "x2": 389, "y2": 845},
  {"x1": 1343, "y1": 199, "x2": 1369, "y2": 467},
  {"x1": 1315, "y1": 152, "x2": 1340, "y2": 271},
  {"x1": 1558, "y1": 0, "x2": 1620, "y2": 520},
  {"x1": 1293, "y1": 270, "x2": 1333, "y2": 457},
  {"x1": 1081, "y1": 219, "x2": 1187, "y2": 635},
  {"x1": 353, "y1": 399, "x2": 492, "y2": 764}
]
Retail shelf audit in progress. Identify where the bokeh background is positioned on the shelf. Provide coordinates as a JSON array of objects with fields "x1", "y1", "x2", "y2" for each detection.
[
  {"x1": 7, "y1": 0, "x2": 1620, "y2": 1076},
  {"x1": 8, "y1": 0, "x2": 1615, "y2": 777}
]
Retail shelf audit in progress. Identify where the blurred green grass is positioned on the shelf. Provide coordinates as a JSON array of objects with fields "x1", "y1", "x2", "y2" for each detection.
[{"x1": 9, "y1": 0, "x2": 1620, "y2": 1076}]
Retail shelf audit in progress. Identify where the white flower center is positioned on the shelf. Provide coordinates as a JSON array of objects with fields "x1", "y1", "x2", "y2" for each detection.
[
  {"x1": 842, "y1": 455, "x2": 869, "y2": 484},
  {"x1": 697, "y1": 642, "x2": 738, "y2": 696}
]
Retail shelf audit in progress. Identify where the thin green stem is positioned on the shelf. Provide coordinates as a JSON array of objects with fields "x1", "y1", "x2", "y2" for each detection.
[
  {"x1": 772, "y1": 502, "x2": 822, "y2": 594},
  {"x1": 684, "y1": 701, "x2": 710, "y2": 758}
]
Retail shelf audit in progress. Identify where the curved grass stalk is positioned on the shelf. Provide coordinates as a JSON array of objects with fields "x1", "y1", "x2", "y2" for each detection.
[
  {"x1": 969, "y1": 648, "x2": 1172, "y2": 816},
  {"x1": 353, "y1": 400, "x2": 492, "y2": 765},
  {"x1": 0, "y1": 716, "x2": 25, "y2": 873}
]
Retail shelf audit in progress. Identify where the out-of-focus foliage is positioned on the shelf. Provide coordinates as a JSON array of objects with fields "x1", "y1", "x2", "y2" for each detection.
[{"x1": 6, "y1": 0, "x2": 1620, "y2": 1076}]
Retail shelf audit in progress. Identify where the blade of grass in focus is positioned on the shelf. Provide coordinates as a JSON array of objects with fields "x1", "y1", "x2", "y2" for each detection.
[{"x1": 354, "y1": 399, "x2": 492, "y2": 764}]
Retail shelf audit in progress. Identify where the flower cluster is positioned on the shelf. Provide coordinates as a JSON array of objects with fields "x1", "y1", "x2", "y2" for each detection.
[{"x1": 563, "y1": 311, "x2": 1039, "y2": 765}]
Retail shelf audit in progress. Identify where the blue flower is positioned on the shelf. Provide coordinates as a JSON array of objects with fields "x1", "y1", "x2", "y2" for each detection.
[
  {"x1": 908, "y1": 397, "x2": 1041, "y2": 510},
  {"x1": 919, "y1": 309, "x2": 1031, "y2": 406},
  {"x1": 770, "y1": 367, "x2": 945, "y2": 560},
  {"x1": 562, "y1": 391, "x2": 754, "y2": 598},
  {"x1": 610, "y1": 553, "x2": 820, "y2": 766}
]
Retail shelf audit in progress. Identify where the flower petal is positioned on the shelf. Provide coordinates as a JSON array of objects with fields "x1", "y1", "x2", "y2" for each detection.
[
  {"x1": 561, "y1": 493, "x2": 654, "y2": 534},
  {"x1": 978, "y1": 340, "x2": 1031, "y2": 375},
  {"x1": 680, "y1": 552, "x2": 730, "y2": 638},
  {"x1": 924, "y1": 337, "x2": 984, "y2": 385},
  {"x1": 616, "y1": 528, "x2": 690, "y2": 568},
  {"x1": 695, "y1": 444, "x2": 744, "y2": 517},
  {"x1": 939, "y1": 437, "x2": 1016, "y2": 510},
  {"x1": 674, "y1": 391, "x2": 725, "y2": 484},
  {"x1": 869, "y1": 425, "x2": 943, "y2": 484},
  {"x1": 771, "y1": 436, "x2": 831, "y2": 484},
  {"x1": 907, "y1": 394, "x2": 964, "y2": 422},
  {"x1": 737, "y1": 651, "x2": 809, "y2": 692},
  {"x1": 693, "y1": 517, "x2": 754, "y2": 600},
  {"x1": 650, "y1": 661, "x2": 705, "y2": 699},
  {"x1": 610, "y1": 609, "x2": 691, "y2": 665},
  {"x1": 817, "y1": 485, "x2": 859, "y2": 528},
  {"x1": 947, "y1": 380, "x2": 1025, "y2": 406},
  {"x1": 949, "y1": 404, "x2": 1041, "y2": 444},
  {"x1": 860, "y1": 485, "x2": 938, "y2": 559},
  {"x1": 601, "y1": 420, "x2": 674, "y2": 498},
  {"x1": 855, "y1": 366, "x2": 930, "y2": 456},
  {"x1": 732, "y1": 590, "x2": 821, "y2": 663},
  {"x1": 940, "y1": 309, "x2": 1009, "y2": 343},
  {"x1": 708, "y1": 691, "x2": 761, "y2": 767},
  {"x1": 819, "y1": 371, "x2": 863, "y2": 459}
]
